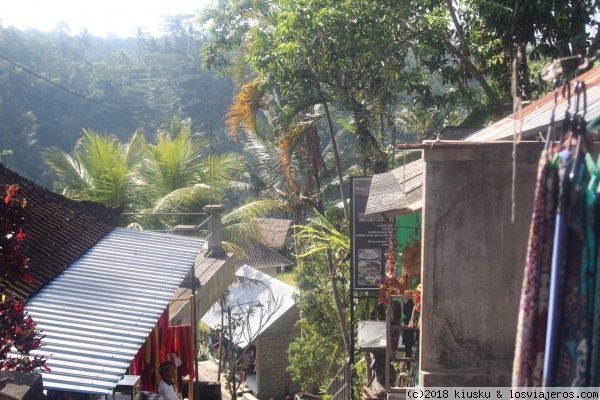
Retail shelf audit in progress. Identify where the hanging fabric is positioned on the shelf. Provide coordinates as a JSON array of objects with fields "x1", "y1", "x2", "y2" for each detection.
[
  {"x1": 168, "y1": 324, "x2": 195, "y2": 379},
  {"x1": 550, "y1": 88, "x2": 589, "y2": 385},
  {"x1": 512, "y1": 82, "x2": 561, "y2": 387},
  {"x1": 543, "y1": 147, "x2": 572, "y2": 386},
  {"x1": 515, "y1": 79, "x2": 600, "y2": 387}
]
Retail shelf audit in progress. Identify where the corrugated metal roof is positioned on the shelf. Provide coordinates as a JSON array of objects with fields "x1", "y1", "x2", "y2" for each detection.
[
  {"x1": 26, "y1": 227, "x2": 204, "y2": 395},
  {"x1": 366, "y1": 64, "x2": 600, "y2": 216},
  {"x1": 465, "y1": 64, "x2": 600, "y2": 141},
  {"x1": 201, "y1": 265, "x2": 296, "y2": 348}
]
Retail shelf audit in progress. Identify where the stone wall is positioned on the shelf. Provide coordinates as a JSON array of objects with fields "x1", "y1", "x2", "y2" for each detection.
[
  {"x1": 0, "y1": 372, "x2": 43, "y2": 400},
  {"x1": 256, "y1": 305, "x2": 301, "y2": 400},
  {"x1": 420, "y1": 142, "x2": 542, "y2": 386}
]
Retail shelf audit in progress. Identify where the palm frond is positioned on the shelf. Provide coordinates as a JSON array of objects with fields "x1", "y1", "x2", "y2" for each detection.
[
  {"x1": 230, "y1": 46, "x2": 250, "y2": 86},
  {"x1": 226, "y1": 78, "x2": 266, "y2": 141},
  {"x1": 222, "y1": 199, "x2": 285, "y2": 225},
  {"x1": 242, "y1": 136, "x2": 287, "y2": 189},
  {"x1": 43, "y1": 147, "x2": 90, "y2": 199},
  {"x1": 75, "y1": 129, "x2": 125, "y2": 183},
  {"x1": 140, "y1": 128, "x2": 204, "y2": 201},
  {"x1": 152, "y1": 184, "x2": 214, "y2": 214},
  {"x1": 222, "y1": 221, "x2": 263, "y2": 247},
  {"x1": 124, "y1": 129, "x2": 150, "y2": 169},
  {"x1": 250, "y1": 0, "x2": 278, "y2": 27},
  {"x1": 294, "y1": 211, "x2": 350, "y2": 263},
  {"x1": 198, "y1": 153, "x2": 244, "y2": 189}
]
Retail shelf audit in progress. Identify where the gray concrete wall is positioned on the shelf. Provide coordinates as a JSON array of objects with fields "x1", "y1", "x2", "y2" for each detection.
[
  {"x1": 0, "y1": 372, "x2": 43, "y2": 400},
  {"x1": 170, "y1": 253, "x2": 236, "y2": 325},
  {"x1": 420, "y1": 142, "x2": 542, "y2": 386},
  {"x1": 256, "y1": 305, "x2": 301, "y2": 400},
  {"x1": 195, "y1": 254, "x2": 237, "y2": 319}
]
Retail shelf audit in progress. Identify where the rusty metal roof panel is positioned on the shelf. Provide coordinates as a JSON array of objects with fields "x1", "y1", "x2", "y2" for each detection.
[
  {"x1": 25, "y1": 227, "x2": 204, "y2": 395},
  {"x1": 466, "y1": 65, "x2": 600, "y2": 142}
]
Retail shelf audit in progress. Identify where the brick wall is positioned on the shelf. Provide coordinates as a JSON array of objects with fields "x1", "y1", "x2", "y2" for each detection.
[{"x1": 256, "y1": 305, "x2": 300, "y2": 400}]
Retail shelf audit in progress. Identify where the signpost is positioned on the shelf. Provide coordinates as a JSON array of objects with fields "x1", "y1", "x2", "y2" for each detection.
[{"x1": 350, "y1": 177, "x2": 389, "y2": 291}]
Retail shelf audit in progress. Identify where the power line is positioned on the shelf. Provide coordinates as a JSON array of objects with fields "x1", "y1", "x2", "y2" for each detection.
[{"x1": 0, "y1": 53, "x2": 165, "y2": 125}]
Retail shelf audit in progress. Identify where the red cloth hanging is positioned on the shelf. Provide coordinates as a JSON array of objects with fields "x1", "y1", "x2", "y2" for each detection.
[
  {"x1": 127, "y1": 305, "x2": 175, "y2": 393},
  {"x1": 129, "y1": 332, "x2": 154, "y2": 391},
  {"x1": 168, "y1": 324, "x2": 195, "y2": 379},
  {"x1": 159, "y1": 305, "x2": 170, "y2": 363}
]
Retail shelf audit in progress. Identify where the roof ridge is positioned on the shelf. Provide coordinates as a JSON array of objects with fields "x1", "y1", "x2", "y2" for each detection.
[
  {"x1": 0, "y1": 163, "x2": 124, "y2": 299},
  {"x1": 0, "y1": 163, "x2": 123, "y2": 226}
]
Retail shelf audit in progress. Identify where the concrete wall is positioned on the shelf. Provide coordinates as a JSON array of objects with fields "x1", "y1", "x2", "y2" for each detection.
[
  {"x1": 259, "y1": 266, "x2": 278, "y2": 278},
  {"x1": 170, "y1": 253, "x2": 236, "y2": 325},
  {"x1": 0, "y1": 372, "x2": 43, "y2": 400},
  {"x1": 256, "y1": 305, "x2": 301, "y2": 400},
  {"x1": 195, "y1": 255, "x2": 237, "y2": 319},
  {"x1": 420, "y1": 142, "x2": 542, "y2": 386}
]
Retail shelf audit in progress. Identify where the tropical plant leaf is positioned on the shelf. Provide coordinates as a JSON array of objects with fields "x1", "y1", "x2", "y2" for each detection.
[{"x1": 226, "y1": 78, "x2": 266, "y2": 141}]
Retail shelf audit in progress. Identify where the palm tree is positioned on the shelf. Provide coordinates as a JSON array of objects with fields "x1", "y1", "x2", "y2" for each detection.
[
  {"x1": 127, "y1": 117, "x2": 244, "y2": 229},
  {"x1": 43, "y1": 119, "x2": 242, "y2": 226},
  {"x1": 76, "y1": 27, "x2": 93, "y2": 52},
  {"x1": 43, "y1": 128, "x2": 145, "y2": 209},
  {"x1": 294, "y1": 211, "x2": 352, "y2": 358},
  {"x1": 221, "y1": 198, "x2": 286, "y2": 254}
]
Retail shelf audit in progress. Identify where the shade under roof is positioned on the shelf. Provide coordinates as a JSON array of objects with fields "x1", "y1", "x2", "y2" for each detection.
[{"x1": 26, "y1": 227, "x2": 204, "y2": 395}]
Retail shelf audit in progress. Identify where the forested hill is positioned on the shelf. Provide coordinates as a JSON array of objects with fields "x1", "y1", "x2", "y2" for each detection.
[{"x1": 0, "y1": 17, "x2": 235, "y2": 188}]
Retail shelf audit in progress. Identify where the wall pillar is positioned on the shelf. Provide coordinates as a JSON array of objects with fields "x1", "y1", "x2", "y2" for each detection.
[
  {"x1": 203, "y1": 204, "x2": 226, "y2": 258},
  {"x1": 419, "y1": 142, "x2": 542, "y2": 386}
]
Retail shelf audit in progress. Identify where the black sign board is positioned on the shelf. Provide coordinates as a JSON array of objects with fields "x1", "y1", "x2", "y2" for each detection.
[{"x1": 351, "y1": 177, "x2": 389, "y2": 291}]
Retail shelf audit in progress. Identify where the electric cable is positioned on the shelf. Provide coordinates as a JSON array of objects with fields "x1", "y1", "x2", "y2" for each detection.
[{"x1": 0, "y1": 53, "x2": 165, "y2": 125}]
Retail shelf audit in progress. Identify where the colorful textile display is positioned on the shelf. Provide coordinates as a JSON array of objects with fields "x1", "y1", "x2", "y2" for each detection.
[
  {"x1": 128, "y1": 305, "x2": 196, "y2": 392},
  {"x1": 514, "y1": 80, "x2": 600, "y2": 387}
]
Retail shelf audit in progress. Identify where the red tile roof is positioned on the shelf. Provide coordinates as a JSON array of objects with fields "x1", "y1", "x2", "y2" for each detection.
[{"x1": 0, "y1": 163, "x2": 122, "y2": 299}]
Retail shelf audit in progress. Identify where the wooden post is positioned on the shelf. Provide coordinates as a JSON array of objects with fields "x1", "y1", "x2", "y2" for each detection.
[{"x1": 189, "y1": 295, "x2": 195, "y2": 400}]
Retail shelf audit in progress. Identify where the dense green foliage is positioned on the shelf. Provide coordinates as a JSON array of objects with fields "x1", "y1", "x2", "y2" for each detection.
[
  {"x1": 289, "y1": 210, "x2": 350, "y2": 393},
  {"x1": 0, "y1": 19, "x2": 234, "y2": 187},
  {"x1": 199, "y1": 0, "x2": 600, "y2": 394},
  {"x1": 3, "y1": 0, "x2": 600, "y2": 395}
]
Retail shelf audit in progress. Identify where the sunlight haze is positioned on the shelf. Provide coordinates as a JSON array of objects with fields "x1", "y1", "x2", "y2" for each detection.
[{"x1": 1, "y1": 0, "x2": 210, "y2": 38}]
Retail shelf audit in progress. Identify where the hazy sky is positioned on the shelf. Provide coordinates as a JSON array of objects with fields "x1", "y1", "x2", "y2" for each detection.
[{"x1": 1, "y1": 0, "x2": 210, "y2": 38}]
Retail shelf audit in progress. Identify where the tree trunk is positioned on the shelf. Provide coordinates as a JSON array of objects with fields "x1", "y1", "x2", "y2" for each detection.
[
  {"x1": 517, "y1": 42, "x2": 531, "y2": 101},
  {"x1": 322, "y1": 100, "x2": 350, "y2": 229},
  {"x1": 322, "y1": 101, "x2": 352, "y2": 358},
  {"x1": 436, "y1": 2, "x2": 505, "y2": 116},
  {"x1": 327, "y1": 248, "x2": 352, "y2": 358},
  {"x1": 439, "y1": 34, "x2": 504, "y2": 116}
]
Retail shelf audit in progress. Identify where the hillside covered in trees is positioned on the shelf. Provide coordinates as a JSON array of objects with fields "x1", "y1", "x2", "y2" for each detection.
[{"x1": 0, "y1": 16, "x2": 235, "y2": 188}]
